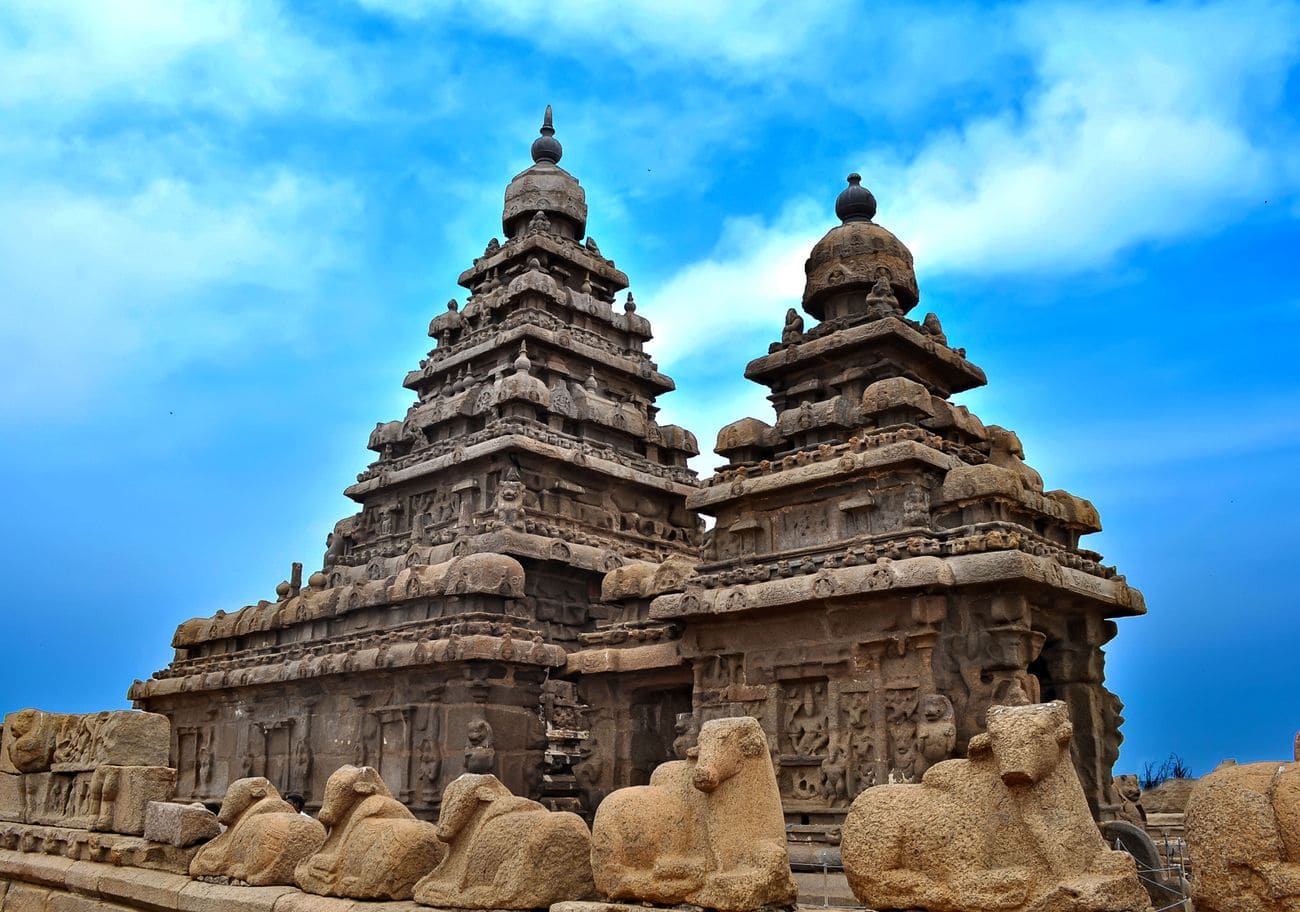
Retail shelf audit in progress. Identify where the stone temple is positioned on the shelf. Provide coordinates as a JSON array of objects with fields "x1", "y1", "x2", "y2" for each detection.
[{"x1": 129, "y1": 108, "x2": 1145, "y2": 841}]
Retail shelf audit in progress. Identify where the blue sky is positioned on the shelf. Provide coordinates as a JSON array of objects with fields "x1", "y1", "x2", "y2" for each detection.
[{"x1": 2, "y1": 0, "x2": 1298, "y2": 778}]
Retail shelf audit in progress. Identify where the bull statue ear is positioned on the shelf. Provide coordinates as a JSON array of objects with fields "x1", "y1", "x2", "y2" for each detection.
[
  {"x1": 967, "y1": 733, "x2": 992, "y2": 759},
  {"x1": 353, "y1": 780, "x2": 377, "y2": 796},
  {"x1": 475, "y1": 785, "x2": 498, "y2": 803},
  {"x1": 1055, "y1": 721, "x2": 1074, "y2": 746},
  {"x1": 250, "y1": 785, "x2": 267, "y2": 799}
]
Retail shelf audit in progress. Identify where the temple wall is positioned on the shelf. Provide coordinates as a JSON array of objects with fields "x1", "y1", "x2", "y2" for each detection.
[{"x1": 147, "y1": 668, "x2": 547, "y2": 818}]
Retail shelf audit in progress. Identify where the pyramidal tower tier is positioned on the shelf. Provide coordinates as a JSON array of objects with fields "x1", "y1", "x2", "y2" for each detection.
[{"x1": 130, "y1": 109, "x2": 703, "y2": 814}]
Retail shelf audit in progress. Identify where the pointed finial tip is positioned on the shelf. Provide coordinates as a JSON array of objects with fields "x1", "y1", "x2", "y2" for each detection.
[{"x1": 531, "y1": 105, "x2": 562, "y2": 164}]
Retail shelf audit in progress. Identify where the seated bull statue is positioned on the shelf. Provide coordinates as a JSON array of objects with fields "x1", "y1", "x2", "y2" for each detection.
[
  {"x1": 189, "y1": 777, "x2": 325, "y2": 885},
  {"x1": 1185, "y1": 735, "x2": 1300, "y2": 912},
  {"x1": 842, "y1": 701, "x2": 1149, "y2": 912},
  {"x1": 294, "y1": 765, "x2": 443, "y2": 900},
  {"x1": 413, "y1": 773, "x2": 594, "y2": 909},
  {"x1": 590, "y1": 716, "x2": 797, "y2": 912}
]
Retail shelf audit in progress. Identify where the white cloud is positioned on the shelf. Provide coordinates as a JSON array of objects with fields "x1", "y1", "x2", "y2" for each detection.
[
  {"x1": 357, "y1": 0, "x2": 844, "y2": 75},
  {"x1": 641, "y1": 0, "x2": 1300, "y2": 374},
  {"x1": 0, "y1": 0, "x2": 358, "y2": 116},
  {"x1": 862, "y1": 0, "x2": 1300, "y2": 274},
  {"x1": 0, "y1": 171, "x2": 361, "y2": 418}
]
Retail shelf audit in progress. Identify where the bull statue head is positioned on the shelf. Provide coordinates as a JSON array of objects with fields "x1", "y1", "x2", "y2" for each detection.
[
  {"x1": 435, "y1": 773, "x2": 510, "y2": 842},
  {"x1": 318, "y1": 765, "x2": 391, "y2": 827},
  {"x1": 691, "y1": 717, "x2": 770, "y2": 793},
  {"x1": 219, "y1": 776, "x2": 275, "y2": 826},
  {"x1": 968, "y1": 701, "x2": 1073, "y2": 788}
]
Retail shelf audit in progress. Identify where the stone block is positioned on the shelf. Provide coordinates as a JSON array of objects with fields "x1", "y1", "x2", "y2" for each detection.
[
  {"x1": 0, "y1": 775, "x2": 23, "y2": 824},
  {"x1": 176, "y1": 881, "x2": 295, "y2": 912},
  {"x1": 3, "y1": 882, "x2": 53, "y2": 912},
  {"x1": 97, "y1": 768, "x2": 177, "y2": 837},
  {"x1": 268, "y1": 892, "x2": 357, "y2": 912},
  {"x1": 143, "y1": 804, "x2": 219, "y2": 849},
  {"x1": 94, "y1": 866, "x2": 185, "y2": 912},
  {"x1": 46, "y1": 893, "x2": 122, "y2": 912},
  {"x1": 50, "y1": 713, "x2": 170, "y2": 773}
]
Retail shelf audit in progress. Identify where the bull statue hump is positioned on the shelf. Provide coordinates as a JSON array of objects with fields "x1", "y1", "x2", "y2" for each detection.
[
  {"x1": 584, "y1": 716, "x2": 797, "y2": 912},
  {"x1": 840, "y1": 701, "x2": 1151, "y2": 912}
]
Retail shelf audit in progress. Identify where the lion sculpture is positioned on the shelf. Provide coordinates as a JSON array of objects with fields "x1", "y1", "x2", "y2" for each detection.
[
  {"x1": 590, "y1": 716, "x2": 797, "y2": 912},
  {"x1": 189, "y1": 777, "x2": 325, "y2": 885},
  {"x1": 842, "y1": 701, "x2": 1150, "y2": 912},
  {"x1": 413, "y1": 773, "x2": 594, "y2": 909},
  {"x1": 294, "y1": 765, "x2": 443, "y2": 900}
]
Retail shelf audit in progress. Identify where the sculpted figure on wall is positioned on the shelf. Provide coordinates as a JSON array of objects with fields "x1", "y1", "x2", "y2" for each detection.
[
  {"x1": 916, "y1": 693, "x2": 958, "y2": 775},
  {"x1": 590, "y1": 716, "x2": 797, "y2": 911},
  {"x1": 1185, "y1": 738, "x2": 1300, "y2": 912},
  {"x1": 413, "y1": 773, "x2": 594, "y2": 909},
  {"x1": 841, "y1": 702, "x2": 1148, "y2": 912},
  {"x1": 190, "y1": 777, "x2": 326, "y2": 885},
  {"x1": 295, "y1": 765, "x2": 443, "y2": 900},
  {"x1": 465, "y1": 718, "x2": 496, "y2": 774}
]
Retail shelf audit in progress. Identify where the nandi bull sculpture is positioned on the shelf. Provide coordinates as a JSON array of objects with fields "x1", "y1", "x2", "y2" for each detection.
[
  {"x1": 841, "y1": 701, "x2": 1150, "y2": 912},
  {"x1": 586, "y1": 716, "x2": 797, "y2": 912},
  {"x1": 294, "y1": 765, "x2": 443, "y2": 900},
  {"x1": 412, "y1": 773, "x2": 594, "y2": 909}
]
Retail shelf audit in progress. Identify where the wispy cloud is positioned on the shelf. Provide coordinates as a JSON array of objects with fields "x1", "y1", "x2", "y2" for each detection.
[
  {"x1": 357, "y1": 0, "x2": 845, "y2": 76},
  {"x1": 0, "y1": 0, "x2": 359, "y2": 117},
  {"x1": 641, "y1": 0, "x2": 1300, "y2": 373},
  {"x1": 867, "y1": 0, "x2": 1300, "y2": 274},
  {"x1": 0, "y1": 171, "x2": 361, "y2": 418}
]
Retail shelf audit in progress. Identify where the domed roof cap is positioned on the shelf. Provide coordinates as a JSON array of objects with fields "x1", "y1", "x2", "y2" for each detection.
[
  {"x1": 836, "y1": 173, "x2": 877, "y2": 222},
  {"x1": 802, "y1": 174, "x2": 918, "y2": 320},
  {"x1": 503, "y1": 106, "x2": 587, "y2": 240},
  {"x1": 531, "y1": 105, "x2": 562, "y2": 165}
]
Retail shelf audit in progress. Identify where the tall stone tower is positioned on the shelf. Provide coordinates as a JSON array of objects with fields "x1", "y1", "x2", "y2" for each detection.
[
  {"x1": 131, "y1": 109, "x2": 702, "y2": 815},
  {"x1": 632, "y1": 174, "x2": 1144, "y2": 826}
]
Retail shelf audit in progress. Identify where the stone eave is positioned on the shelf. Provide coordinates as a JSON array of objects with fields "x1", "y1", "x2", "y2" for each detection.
[
  {"x1": 689, "y1": 438, "x2": 957, "y2": 511},
  {"x1": 745, "y1": 316, "x2": 987, "y2": 394},
  {"x1": 127, "y1": 632, "x2": 566, "y2": 702},
  {"x1": 345, "y1": 431, "x2": 699, "y2": 503},
  {"x1": 648, "y1": 550, "x2": 1145, "y2": 622},
  {"x1": 458, "y1": 233, "x2": 629, "y2": 290},
  {"x1": 563, "y1": 641, "x2": 684, "y2": 675},
  {"x1": 405, "y1": 320, "x2": 674, "y2": 395}
]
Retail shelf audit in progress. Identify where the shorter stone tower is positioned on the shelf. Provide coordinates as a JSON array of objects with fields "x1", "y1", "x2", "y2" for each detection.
[{"x1": 633, "y1": 174, "x2": 1144, "y2": 828}]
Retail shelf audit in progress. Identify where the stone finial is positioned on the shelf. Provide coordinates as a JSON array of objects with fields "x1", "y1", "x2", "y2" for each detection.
[
  {"x1": 413, "y1": 773, "x2": 595, "y2": 908},
  {"x1": 841, "y1": 701, "x2": 1149, "y2": 912},
  {"x1": 531, "y1": 104, "x2": 562, "y2": 165},
  {"x1": 835, "y1": 173, "x2": 877, "y2": 223},
  {"x1": 588, "y1": 716, "x2": 797, "y2": 911}
]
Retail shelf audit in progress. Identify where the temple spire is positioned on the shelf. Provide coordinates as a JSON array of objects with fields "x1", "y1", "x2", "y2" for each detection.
[{"x1": 531, "y1": 104, "x2": 562, "y2": 165}]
